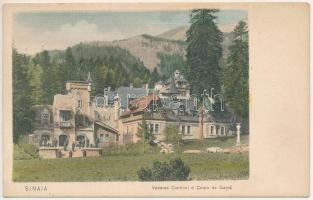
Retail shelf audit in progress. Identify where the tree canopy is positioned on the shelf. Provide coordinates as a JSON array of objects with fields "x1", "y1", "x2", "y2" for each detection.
[
  {"x1": 222, "y1": 21, "x2": 249, "y2": 120},
  {"x1": 186, "y1": 9, "x2": 223, "y2": 97},
  {"x1": 13, "y1": 49, "x2": 34, "y2": 143}
]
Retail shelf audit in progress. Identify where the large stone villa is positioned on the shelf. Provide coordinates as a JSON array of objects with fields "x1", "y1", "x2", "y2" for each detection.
[{"x1": 30, "y1": 70, "x2": 242, "y2": 158}]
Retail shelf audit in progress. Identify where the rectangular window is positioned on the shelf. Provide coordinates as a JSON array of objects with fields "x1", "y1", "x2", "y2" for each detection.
[
  {"x1": 210, "y1": 126, "x2": 215, "y2": 135},
  {"x1": 77, "y1": 100, "x2": 82, "y2": 108},
  {"x1": 187, "y1": 126, "x2": 191, "y2": 134},
  {"x1": 60, "y1": 111, "x2": 70, "y2": 122},
  {"x1": 155, "y1": 124, "x2": 159, "y2": 133},
  {"x1": 41, "y1": 113, "x2": 49, "y2": 124},
  {"x1": 100, "y1": 134, "x2": 104, "y2": 142},
  {"x1": 182, "y1": 125, "x2": 185, "y2": 135},
  {"x1": 221, "y1": 127, "x2": 225, "y2": 135},
  {"x1": 149, "y1": 124, "x2": 154, "y2": 134},
  {"x1": 105, "y1": 134, "x2": 109, "y2": 142}
]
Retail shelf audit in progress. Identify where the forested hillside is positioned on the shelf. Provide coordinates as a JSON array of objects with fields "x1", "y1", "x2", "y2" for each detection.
[
  {"x1": 12, "y1": 45, "x2": 152, "y2": 142},
  {"x1": 86, "y1": 34, "x2": 186, "y2": 71}
]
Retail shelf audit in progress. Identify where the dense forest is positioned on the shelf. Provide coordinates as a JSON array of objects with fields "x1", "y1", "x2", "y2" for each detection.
[
  {"x1": 13, "y1": 9, "x2": 249, "y2": 143},
  {"x1": 13, "y1": 45, "x2": 154, "y2": 142}
]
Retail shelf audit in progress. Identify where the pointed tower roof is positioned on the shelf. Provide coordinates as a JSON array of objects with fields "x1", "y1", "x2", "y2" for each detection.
[{"x1": 167, "y1": 76, "x2": 180, "y2": 94}]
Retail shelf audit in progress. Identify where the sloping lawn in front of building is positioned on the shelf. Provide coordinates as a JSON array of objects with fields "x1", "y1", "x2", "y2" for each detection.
[{"x1": 13, "y1": 152, "x2": 248, "y2": 182}]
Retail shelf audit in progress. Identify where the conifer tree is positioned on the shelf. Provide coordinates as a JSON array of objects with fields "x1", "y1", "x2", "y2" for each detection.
[
  {"x1": 222, "y1": 21, "x2": 249, "y2": 119},
  {"x1": 149, "y1": 68, "x2": 160, "y2": 88},
  {"x1": 27, "y1": 61, "x2": 44, "y2": 105},
  {"x1": 65, "y1": 47, "x2": 77, "y2": 80},
  {"x1": 13, "y1": 49, "x2": 33, "y2": 143},
  {"x1": 186, "y1": 9, "x2": 223, "y2": 97}
]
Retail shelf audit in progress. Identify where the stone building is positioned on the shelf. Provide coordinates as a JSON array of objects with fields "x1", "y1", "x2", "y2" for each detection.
[
  {"x1": 30, "y1": 105, "x2": 54, "y2": 147},
  {"x1": 120, "y1": 93, "x2": 237, "y2": 143},
  {"x1": 157, "y1": 70, "x2": 190, "y2": 100},
  {"x1": 32, "y1": 77, "x2": 120, "y2": 150},
  {"x1": 31, "y1": 70, "x2": 239, "y2": 154}
]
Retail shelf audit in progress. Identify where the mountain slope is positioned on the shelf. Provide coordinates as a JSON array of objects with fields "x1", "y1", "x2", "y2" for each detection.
[
  {"x1": 157, "y1": 26, "x2": 188, "y2": 41},
  {"x1": 49, "y1": 27, "x2": 234, "y2": 74},
  {"x1": 157, "y1": 27, "x2": 234, "y2": 61},
  {"x1": 88, "y1": 34, "x2": 186, "y2": 71}
]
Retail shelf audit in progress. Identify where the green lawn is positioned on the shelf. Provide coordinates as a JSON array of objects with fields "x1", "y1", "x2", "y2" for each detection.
[
  {"x1": 13, "y1": 154, "x2": 248, "y2": 182},
  {"x1": 180, "y1": 134, "x2": 249, "y2": 151},
  {"x1": 13, "y1": 135, "x2": 249, "y2": 182}
]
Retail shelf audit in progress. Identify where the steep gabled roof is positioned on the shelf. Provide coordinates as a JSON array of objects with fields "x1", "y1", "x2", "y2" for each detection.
[{"x1": 161, "y1": 76, "x2": 180, "y2": 95}]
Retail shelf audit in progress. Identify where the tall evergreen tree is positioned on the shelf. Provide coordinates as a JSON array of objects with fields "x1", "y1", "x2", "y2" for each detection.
[
  {"x1": 33, "y1": 50, "x2": 54, "y2": 103},
  {"x1": 13, "y1": 49, "x2": 34, "y2": 143},
  {"x1": 33, "y1": 50, "x2": 50, "y2": 67},
  {"x1": 65, "y1": 47, "x2": 77, "y2": 80},
  {"x1": 186, "y1": 9, "x2": 223, "y2": 97},
  {"x1": 148, "y1": 68, "x2": 160, "y2": 88},
  {"x1": 222, "y1": 21, "x2": 249, "y2": 119},
  {"x1": 27, "y1": 61, "x2": 44, "y2": 105}
]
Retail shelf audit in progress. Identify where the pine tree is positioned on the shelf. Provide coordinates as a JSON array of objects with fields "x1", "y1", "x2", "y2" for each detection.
[
  {"x1": 65, "y1": 47, "x2": 77, "y2": 80},
  {"x1": 186, "y1": 9, "x2": 223, "y2": 97},
  {"x1": 33, "y1": 50, "x2": 56, "y2": 103},
  {"x1": 33, "y1": 50, "x2": 50, "y2": 67},
  {"x1": 27, "y1": 61, "x2": 44, "y2": 105},
  {"x1": 222, "y1": 21, "x2": 249, "y2": 119},
  {"x1": 148, "y1": 68, "x2": 160, "y2": 88},
  {"x1": 13, "y1": 49, "x2": 34, "y2": 143}
]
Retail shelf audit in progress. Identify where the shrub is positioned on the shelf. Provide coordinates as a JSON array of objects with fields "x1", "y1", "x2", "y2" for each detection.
[
  {"x1": 137, "y1": 167, "x2": 152, "y2": 181},
  {"x1": 164, "y1": 125, "x2": 182, "y2": 146},
  {"x1": 137, "y1": 158, "x2": 190, "y2": 181},
  {"x1": 102, "y1": 142, "x2": 160, "y2": 156},
  {"x1": 14, "y1": 143, "x2": 39, "y2": 160}
]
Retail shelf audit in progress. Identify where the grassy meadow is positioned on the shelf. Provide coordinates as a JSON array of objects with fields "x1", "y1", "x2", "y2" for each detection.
[{"x1": 13, "y1": 135, "x2": 249, "y2": 182}]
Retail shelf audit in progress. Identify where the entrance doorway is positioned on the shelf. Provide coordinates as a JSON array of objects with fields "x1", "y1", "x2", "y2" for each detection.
[
  {"x1": 59, "y1": 135, "x2": 68, "y2": 146},
  {"x1": 77, "y1": 135, "x2": 86, "y2": 148}
]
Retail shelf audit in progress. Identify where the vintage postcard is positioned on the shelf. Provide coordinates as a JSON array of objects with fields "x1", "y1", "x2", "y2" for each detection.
[{"x1": 2, "y1": 3, "x2": 310, "y2": 197}]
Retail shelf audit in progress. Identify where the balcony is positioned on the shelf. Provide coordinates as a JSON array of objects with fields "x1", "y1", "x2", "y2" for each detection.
[{"x1": 59, "y1": 121, "x2": 72, "y2": 128}]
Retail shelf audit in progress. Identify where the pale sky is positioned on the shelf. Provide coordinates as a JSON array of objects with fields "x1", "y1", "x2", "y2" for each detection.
[{"x1": 13, "y1": 10, "x2": 247, "y2": 55}]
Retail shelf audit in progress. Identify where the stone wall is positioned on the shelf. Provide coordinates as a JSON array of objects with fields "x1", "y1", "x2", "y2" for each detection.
[
  {"x1": 39, "y1": 148, "x2": 59, "y2": 159},
  {"x1": 85, "y1": 148, "x2": 102, "y2": 157}
]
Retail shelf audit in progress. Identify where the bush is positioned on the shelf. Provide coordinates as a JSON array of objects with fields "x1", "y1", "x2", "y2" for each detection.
[
  {"x1": 164, "y1": 125, "x2": 182, "y2": 146},
  {"x1": 14, "y1": 143, "x2": 39, "y2": 160},
  {"x1": 137, "y1": 158, "x2": 190, "y2": 181},
  {"x1": 102, "y1": 142, "x2": 160, "y2": 156}
]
